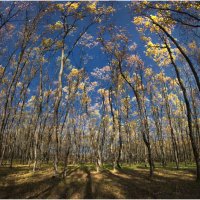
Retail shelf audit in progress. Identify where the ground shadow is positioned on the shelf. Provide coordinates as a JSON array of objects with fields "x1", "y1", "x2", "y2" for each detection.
[{"x1": 1, "y1": 165, "x2": 200, "y2": 199}]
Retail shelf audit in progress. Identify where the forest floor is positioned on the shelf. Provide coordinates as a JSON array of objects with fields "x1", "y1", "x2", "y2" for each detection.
[{"x1": 0, "y1": 163, "x2": 200, "y2": 199}]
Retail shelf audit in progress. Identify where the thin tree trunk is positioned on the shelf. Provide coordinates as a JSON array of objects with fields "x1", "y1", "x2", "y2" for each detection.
[{"x1": 165, "y1": 41, "x2": 200, "y2": 181}]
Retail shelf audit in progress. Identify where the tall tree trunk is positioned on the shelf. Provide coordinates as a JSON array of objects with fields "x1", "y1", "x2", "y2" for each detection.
[
  {"x1": 165, "y1": 41, "x2": 200, "y2": 181},
  {"x1": 163, "y1": 86, "x2": 179, "y2": 170},
  {"x1": 53, "y1": 43, "x2": 65, "y2": 175}
]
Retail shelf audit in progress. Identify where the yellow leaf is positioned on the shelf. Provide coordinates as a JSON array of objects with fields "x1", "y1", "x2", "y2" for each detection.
[
  {"x1": 133, "y1": 16, "x2": 144, "y2": 25},
  {"x1": 87, "y1": 2, "x2": 97, "y2": 13},
  {"x1": 54, "y1": 21, "x2": 63, "y2": 30},
  {"x1": 69, "y1": 68, "x2": 79, "y2": 77},
  {"x1": 66, "y1": 2, "x2": 79, "y2": 12}
]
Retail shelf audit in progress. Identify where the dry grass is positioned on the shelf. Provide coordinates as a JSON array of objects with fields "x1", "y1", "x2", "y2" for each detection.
[{"x1": 0, "y1": 163, "x2": 200, "y2": 199}]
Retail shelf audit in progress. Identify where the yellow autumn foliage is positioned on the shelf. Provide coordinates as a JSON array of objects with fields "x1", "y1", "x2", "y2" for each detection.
[
  {"x1": 56, "y1": 4, "x2": 64, "y2": 11},
  {"x1": 133, "y1": 16, "x2": 144, "y2": 25},
  {"x1": 66, "y1": 2, "x2": 79, "y2": 12},
  {"x1": 82, "y1": 94, "x2": 90, "y2": 104},
  {"x1": 98, "y1": 88, "x2": 105, "y2": 95},
  {"x1": 188, "y1": 41, "x2": 197, "y2": 49},
  {"x1": 54, "y1": 21, "x2": 63, "y2": 30},
  {"x1": 87, "y1": 2, "x2": 97, "y2": 13},
  {"x1": 42, "y1": 38, "x2": 52, "y2": 47},
  {"x1": 0, "y1": 65, "x2": 4, "y2": 76},
  {"x1": 56, "y1": 40, "x2": 63, "y2": 48},
  {"x1": 146, "y1": 41, "x2": 173, "y2": 67},
  {"x1": 144, "y1": 68, "x2": 153, "y2": 77},
  {"x1": 79, "y1": 82, "x2": 85, "y2": 90},
  {"x1": 168, "y1": 93, "x2": 180, "y2": 105},
  {"x1": 69, "y1": 68, "x2": 79, "y2": 78}
]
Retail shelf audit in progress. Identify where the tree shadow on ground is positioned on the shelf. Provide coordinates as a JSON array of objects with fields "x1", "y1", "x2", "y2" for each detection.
[
  {"x1": 0, "y1": 166, "x2": 30, "y2": 178},
  {"x1": 93, "y1": 169, "x2": 155, "y2": 199},
  {"x1": 59, "y1": 168, "x2": 89, "y2": 199},
  {"x1": 82, "y1": 167, "x2": 93, "y2": 199},
  {"x1": 0, "y1": 176, "x2": 61, "y2": 199},
  {"x1": 1, "y1": 165, "x2": 200, "y2": 199},
  {"x1": 0, "y1": 165, "x2": 80, "y2": 199},
  {"x1": 91, "y1": 168, "x2": 200, "y2": 199}
]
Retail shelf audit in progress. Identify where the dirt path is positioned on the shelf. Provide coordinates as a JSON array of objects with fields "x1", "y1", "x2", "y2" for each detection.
[
  {"x1": 45, "y1": 166, "x2": 93, "y2": 199},
  {"x1": 83, "y1": 167, "x2": 93, "y2": 199}
]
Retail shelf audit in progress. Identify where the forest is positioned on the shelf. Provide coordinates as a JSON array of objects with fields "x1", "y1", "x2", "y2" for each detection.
[{"x1": 0, "y1": 1, "x2": 200, "y2": 199}]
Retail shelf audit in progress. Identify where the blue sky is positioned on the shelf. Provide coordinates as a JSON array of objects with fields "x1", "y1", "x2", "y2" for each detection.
[
  {"x1": 0, "y1": 2, "x2": 169, "y2": 109},
  {"x1": 69, "y1": 3, "x2": 149, "y2": 74},
  {"x1": 22, "y1": 1, "x2": 166, "y2": 112}
]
